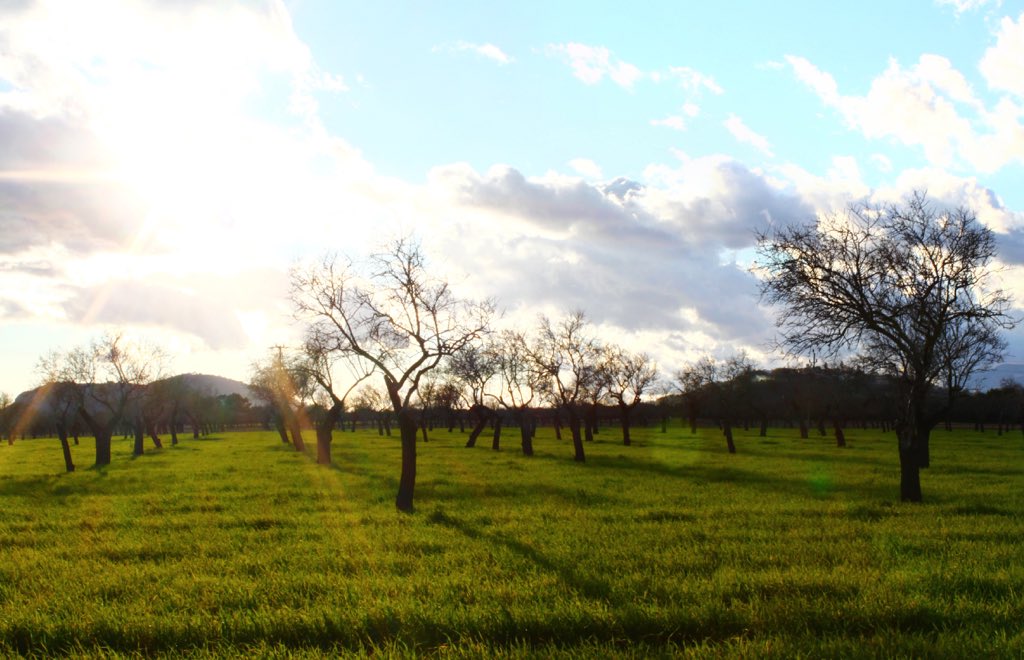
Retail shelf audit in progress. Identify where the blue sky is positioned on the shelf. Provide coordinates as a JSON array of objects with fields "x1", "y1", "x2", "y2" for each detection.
[{"x1": 2, "y1": 0, "x2": 1024, "y2": 397}]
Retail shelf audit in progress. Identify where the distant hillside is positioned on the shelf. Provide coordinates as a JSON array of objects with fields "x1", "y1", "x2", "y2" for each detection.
[
  {"x1": 14, "y1": 373, "x2": 255, "y2": 407},
  {"x1": 171, "y1": 373, "x2": 255, "y2": 401}
]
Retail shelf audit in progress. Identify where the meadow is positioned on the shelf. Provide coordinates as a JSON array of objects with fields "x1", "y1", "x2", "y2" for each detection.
[{"x1": 0, "y1": 422, "x2": 1021, "y2": 658}]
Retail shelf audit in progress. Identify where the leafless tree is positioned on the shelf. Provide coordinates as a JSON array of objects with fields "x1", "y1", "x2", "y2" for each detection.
[
  {"x1": 604, "y1": 347, "x2": 659, "y2": 446},
  {"x1": 675, "y1": 356, "x2": 716, "y2": 434},
  {"x1": 63, "y1": 332, "x2": 165, "y2": 466},
  {"x1": 487, "y1": 329, "x2": 539, "y2": 456},
  {"x1": 250, "y1": 348, "x2": 311, "y2": 452},
  {"x1": 527, "y1": 312, "x2": 601, "y2": 463},
  {"x1": 757, "y1": 192, "x2": 1016, "y2": 501},
  {"x1": 290, "y1": 239, "x2": 494, "y2": 511},
  {"x1": 33, "y1": 351, "x2": 80, "y2": 471},
  {"x1": 352, "y1": 384, "x2": 391, "y2": 436},
  {"x1": 448, "y1": 343, "x2": 498, "y2": 448},
  {"x1": 297, "y1": 332, "x2": 374, "y2": 464}
]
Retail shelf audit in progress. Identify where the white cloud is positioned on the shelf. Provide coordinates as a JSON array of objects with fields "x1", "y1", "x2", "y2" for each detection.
[
  {"x1": 435, "y1": 41, "x2": 514, "y2": 65},
  {"x1": 871, "y1": 153, "x2": 893, "y2": 172},
  {"x1": 568, "y1": 158, "x2": 602, "y2": 179},
  {"x1": 650, "y1": 103, "x2": 700, "y2": 131},
  {"x1": 667, "y1": 66, "x2": 724, "y2": 95},
  {"x1": 545, "y1": 43, "x2": 645, "y2": 89},
  {"x1": 935, "y1": 0, "x2": 1001, "y2": 13},
  {"x1": 786, "y1": 52, "x2": 1024, "y2": 172},
  {"x1": 650, "y1": 115, "x2": 688, "y2": 131},
  {"x1": 723, "y1": 114, "x2": 774, "y2": 156},
  {"x1": 980, "y1": 13, "x2": 1024, "y2": 97}
]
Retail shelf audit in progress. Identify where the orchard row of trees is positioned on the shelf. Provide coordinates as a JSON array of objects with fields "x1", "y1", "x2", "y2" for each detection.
[
  {"x1": 0, "y1": 335, "x2": 267, "y2": 471},
  {"x1": 0, "y1": 193, "x2": 1017, "y2": 507}
]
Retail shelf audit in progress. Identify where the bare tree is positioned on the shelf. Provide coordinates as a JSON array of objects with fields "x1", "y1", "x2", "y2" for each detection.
[
  {"x1": 527, "y1": 312, "x2": 601, "y2": 463},
  {"x1": 290, "y1": 240, "x2": 493, "y2": 511},
  {"x1": 250, "y1": 348, "x2": 310, "y2": 452},
  {"x1": 65, "y1": 333, "x2": 165, "y2": 466},
  {"x1": 448, "y1": 343, "x2": 498, "y2": 448},
  {"x1": 34, "y1": 351, "x2": 82, "y2": 471},
  {"x1": 298, "y1": 333, "x2": 374, "y2": 465},
  {"x1": 605, "y1": 347, "x2": 659, "y2": 446},
  {"x1": 757, "y1": 192, "x2": 1016, "y2": 501},
  {"x1": 488, "y1": 330, "x2": 539, "y2": 456},
  {"x1": 675, "y1": 356, "x2": 716, "y2": 434}
]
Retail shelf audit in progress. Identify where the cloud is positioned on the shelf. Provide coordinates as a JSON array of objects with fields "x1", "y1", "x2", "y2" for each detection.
[
  {"x1": 545, "y1": 43, "x2": 645, "y2": 89},
  {"x1": 723, "y1": 114, "x2": 774, "y2": 156},
  {"x1": 61, "y1": 279, "x2": 251, "y2": 350},
  {"x1": 980, "y1": 12, "x2": 1024, "y2": 97},
  {"x1": 935, "y1": 0, "x2": 1001, "y2": 13},
  {"x1": 666, "y1": 66, "x2": 724, "y2": 95},
  {"x1": 650, "y1": 104, "x2": 699, "y2": 131},
  {"x1": 435, "y1": 41, "x2": 513, "y2": 65},
  {"x1": 568, "y1": 158, "x2": 602, "y2": 179},
  {"x1": 785, "y1": 52, "x2": 1024, "y2": 172},
  {"x1": 427, "y1": 157, "x2": 814, "y2": 353}
]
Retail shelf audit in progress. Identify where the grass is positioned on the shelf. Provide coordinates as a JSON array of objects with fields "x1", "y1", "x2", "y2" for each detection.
[{"x1": 0, "y1": 423, "x2": 1022, "y2": 657}]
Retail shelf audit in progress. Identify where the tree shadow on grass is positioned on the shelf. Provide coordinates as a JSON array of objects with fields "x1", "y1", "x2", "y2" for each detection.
[{"x1": 426, "y1": 508, "x2": 617, "y2": 606}]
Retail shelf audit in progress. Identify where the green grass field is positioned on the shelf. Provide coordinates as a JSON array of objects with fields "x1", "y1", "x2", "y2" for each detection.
[{"x1": 0, "y1": 423, "x2": 1022, "y2": 658}]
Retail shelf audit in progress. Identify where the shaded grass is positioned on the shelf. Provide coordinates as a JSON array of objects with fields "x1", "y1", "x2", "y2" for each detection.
[{"x1": 0, "y1": 424, "x2": 1021, "y2": 657}]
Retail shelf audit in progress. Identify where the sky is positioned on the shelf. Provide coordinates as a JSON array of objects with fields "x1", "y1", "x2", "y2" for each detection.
[{"x1": 3, "y1": 0, "x2": 1024, "y2": 397}]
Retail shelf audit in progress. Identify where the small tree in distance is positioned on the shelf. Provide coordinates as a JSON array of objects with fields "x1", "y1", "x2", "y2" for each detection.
[
  {"x1": 756, "y1": 192, "x2": 1016, "y2": 502},
  {"x1": 290, "y1": 239, "x2": 494, "y2": 512}
]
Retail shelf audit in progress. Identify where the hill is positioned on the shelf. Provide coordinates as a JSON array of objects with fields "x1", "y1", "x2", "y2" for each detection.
[{"x1": 13, "y1": 373, "x2": 255, "y2": 408}]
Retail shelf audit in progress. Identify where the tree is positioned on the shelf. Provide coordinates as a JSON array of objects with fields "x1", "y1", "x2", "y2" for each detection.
[
  {"x1": 757, "y1": 193, "x2": 1016, "y2": 501},
  {"x1": 528, "y1": 312, "x2": 601, "y2": 463},
  {"x1": 64, "y1": 333, "x2": 165, "y2": 466},
  {"x1": 675, "y1": 356, "x2": 716, "y2": 434},
  {"x1": 604, "y1": 347, "x2": 658, "y2": 446},
  {"x1": 448, "y1": 343, "x2": 498, "y2": 448},
  {"x1": 290, "y1": 240, "x2": 493, "y2": 511},
  {"x1": 250, "y1": 348, "x2": 310, "y2": 452},
  {"x1": 488, "y1": 330, "x2": 539, "y2": 456},
  {"x1": 298, "y1": 332, "x2": 374, "y2": 465},
  {"x1": 35, "y1": 351, "x2": 82, "y2": 471}
]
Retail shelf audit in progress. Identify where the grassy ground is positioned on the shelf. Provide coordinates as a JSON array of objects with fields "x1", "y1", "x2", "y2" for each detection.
[{"x1": 0, "y1": 422, "x2": 1021, "y2": 658}]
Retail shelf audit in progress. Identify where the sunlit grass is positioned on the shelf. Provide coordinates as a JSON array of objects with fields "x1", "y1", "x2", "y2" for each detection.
[{"x1": 0, "y1": 423, "x2": 1021, "y2": 657}]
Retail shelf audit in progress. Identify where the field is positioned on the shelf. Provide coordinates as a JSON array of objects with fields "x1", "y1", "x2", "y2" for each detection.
[{"x1": 0, "y1": 422, "x2": 1022, "y2": 658}]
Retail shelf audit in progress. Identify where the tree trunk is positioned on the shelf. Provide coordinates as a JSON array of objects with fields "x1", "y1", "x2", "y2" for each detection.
[
  {"x1": 95, "y1": 429, "x2": 112, "y2": 466},
  {"x1": 723, "y1": 419, "x2": 736, "y2": 454},
  {"x1": 148, "y1": 423, "x2": 163, "y2": 449},
  {"x1": 834, "y1": 420, "x2": 846, "y2": 447},
  {"x1": 491, "y1": 414, "x2": 502, "y2": 451},
  {"x1": 798, "y1": 418, "x2": 809, "y2": 439},
  {"x1": 896, "y1": 398, "x2": 930, "y2": 502},
  {"x1": 466, "y1": 407, "x2": 489, "y2": 448},
  {"x1": 133, "y1": 422, "x2": 144, "y2": 456},
  {"x1": 898, "y1": 440, "x2": 923, "y2": 502},
  {"x1": 377, "y1": 417, "x2": 385, "y2": 436},
  {"x1": 57, "y1": 428, "x2": 75, "y2": 473},
  {"x1": 567, "y1": 407, "x2": 585, "y2": 462},
  {"x1": 316, "y1": 403, "x2": 342, "y2": 465},
  {"x1": 288, "y1": 417, "x2": 305, "y2": 452},
  {"x1": 619, "y1": 404, "x2": 632, "y2": 446},
  {"x1": 395, "y1": 412, "x2": 417, "y2": 512},
  {"x1": 275, "y1": 417, "x2": 289, "y2": 444},
  {"x1": 420, "y1": 417, "x2": 429, "y2": 443},
  {"x1": 759, "y1": 417, "x2": 767, "y2": 437},
  {"x1": 519, "y1": 412, "x2": 534, "y2": 456}
]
